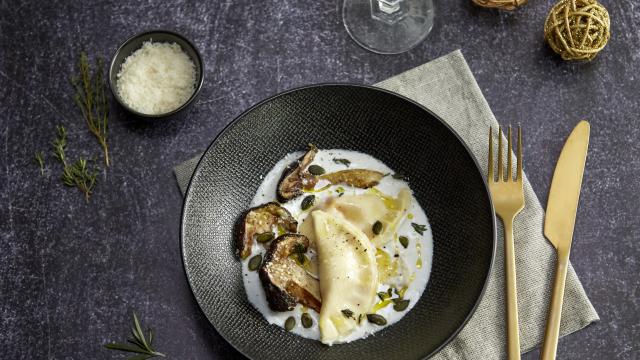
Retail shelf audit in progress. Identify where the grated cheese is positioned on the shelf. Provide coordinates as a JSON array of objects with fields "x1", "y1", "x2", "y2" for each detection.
[{"x1": 116, "y1": 41, "x2": 196, "y2": 115}]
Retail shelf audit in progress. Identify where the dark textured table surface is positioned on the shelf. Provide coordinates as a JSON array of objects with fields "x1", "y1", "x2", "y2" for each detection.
[{"x1": 1, "y1": 1, "x2": 638, "y2": 359}]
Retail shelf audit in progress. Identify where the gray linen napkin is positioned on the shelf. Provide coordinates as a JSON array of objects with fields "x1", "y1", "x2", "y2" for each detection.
[{"x1": 174, "y1": 50, "x2": 598, "y2": 359}]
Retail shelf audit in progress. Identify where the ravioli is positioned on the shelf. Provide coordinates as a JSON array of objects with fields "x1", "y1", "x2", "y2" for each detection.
[
  {"x1": 299, "y1": 188, "x2": 411, "y2": 247},
  {"x1": 312, "y1": 210, "x2": 378, "y2": 344},
  {"x1": 368, "y1": 188, "x2": 411, "y2": 246},
  {"x1": 242, "y1": 148, "x2": 434, "y2": 344}
]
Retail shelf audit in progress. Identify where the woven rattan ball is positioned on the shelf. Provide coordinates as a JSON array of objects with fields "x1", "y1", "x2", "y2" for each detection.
[
  {"x1": 544, "y1": 0, "x2": 610, "y2": 61},
  {"x1": 473, "y1": 0, "x2": 527, "y2": 10}
]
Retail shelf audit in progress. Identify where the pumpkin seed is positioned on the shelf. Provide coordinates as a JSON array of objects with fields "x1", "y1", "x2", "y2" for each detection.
[
  {"x1": 387, "y1": 287, "x2": 393, "y2": 297},
  {"x1": 307, "y1": 165, "x2": 326, "y2": 175},
  {"x1": 393, "y1": 299, "x2": 410, "y2": 312},
  {"x1": 341, "y1": 309, "x2": 355, "y2": 319},
  {"x1": 372, "y1": 221, "x2": 383, "y2": 235},
  {"x1": 392, "y1": 172, "x2": 408, "y2": 181},
  {"x1": 284, "y1": 316, "x2": 296, "y2": 331},
  {"x1": 366, "y1": 314, "x2": 387, "y2": 326},
  {"x1": 256, "y1": 232, "x2": 275, "y2": 243},
  {"x1": 248, "y1": 254, "x2": 262, "y2": 271},
  {"x1": 301, "y1": 313, "x2": 313, "y2": 328},
  {"x1": 399, "y1": 236, "x2": 409, "y2": 248},
  {"x1": 301, "y1": 195, "x2": 315, "y2": 211},
  {"x1": 377, "y1": 291, "x2": 390, "y2": 301}
]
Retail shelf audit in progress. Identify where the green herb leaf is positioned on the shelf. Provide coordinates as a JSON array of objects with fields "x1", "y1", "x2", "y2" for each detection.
[
  {"x1": 128, "y1": 337, "x2": 146, "y2": 350},
  {"x1": 53, "y1": 125, "x2": 67, "y2": 164},
  {"x1": 104, "y1": 313, "x2": 165, "y2": 358},
  {"x1": 411, "y1": 223, "x2": 428, "y2": 236},
  {"x1": 53, "y1": 125, "x2": 98, "y2": 201},
  {"x1": 333, "y1": 158, "x2": 351, "y2": 167},
  {"x1": 35, "y1": 151, "x2": 45, "y2": 175},
  {"x1": 62, "y1": 158, "x2": 98, "y2": 201},
  {"x1": 341, "y1": 309, "x2": 355, "y2": 319},
  {"x1": 377, "y1": 291, "x2": 390, "y2": 301},
  {"x1": 72, "y1": 52, "x2": 110, "y2": 166},
  {"x1": 392, "y1": 172, "x2": 408, "y2": 181},
  {"x1": 133, "y1": 313, "x2": 148, "y2": 349}
]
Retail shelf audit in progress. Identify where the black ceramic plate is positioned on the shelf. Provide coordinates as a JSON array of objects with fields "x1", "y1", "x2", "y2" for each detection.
[{"x1": 181, "y1": 84, "x2": 496, "y2": 360}]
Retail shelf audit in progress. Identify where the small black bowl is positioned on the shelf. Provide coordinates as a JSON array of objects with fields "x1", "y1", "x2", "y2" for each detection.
[{"x1": 108, "y1": 30, "x2": 204, "y2": 118}]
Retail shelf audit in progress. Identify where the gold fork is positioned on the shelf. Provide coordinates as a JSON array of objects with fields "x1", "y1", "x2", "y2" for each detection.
[{"x1": 488, "y1": 126, "x2": 525, "y2": 360}]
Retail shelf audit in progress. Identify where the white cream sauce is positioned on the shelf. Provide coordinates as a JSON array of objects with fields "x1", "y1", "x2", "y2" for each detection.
[{"x1": 242, "y1": 149, "x2": 433, "y2": 343}]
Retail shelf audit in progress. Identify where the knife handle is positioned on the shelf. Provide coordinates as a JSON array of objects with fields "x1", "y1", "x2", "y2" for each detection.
[
  {"x1": 541, "y1": 248, "x2": 570, "y2": 360},
  {"x1": 504, "y1": 219, "x2": 521, "y2": 360}
]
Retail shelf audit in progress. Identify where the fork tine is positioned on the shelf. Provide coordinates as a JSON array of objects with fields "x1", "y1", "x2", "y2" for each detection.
[
  {"x1": 507, "y1": 126, "x2": 513, "y2": 181},
  {"x1": 488, "y1": 127, "x2": 494, "y2": 182},
  {"x1": 498, "y1": 126, "x2": 504, "y2": 182},
  {"x1": 517, "y1": 126, "x2": 523, "y2": 181}
]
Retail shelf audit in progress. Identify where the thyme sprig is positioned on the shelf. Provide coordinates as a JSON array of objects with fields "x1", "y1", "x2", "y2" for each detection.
[
  {"x1": 35, "y1": 151, "x2": 45, "y2": 175},
  {"x1": 72, "y1": 52, "x2": 110, "y2": 167},
  {"x1": 333, "y1": 158, "x2": 351, "y2": 167},
  {"x1": 52, "y1": 125, "x2": 97, "y2": 201},
  {"x1": 104, "y1": 313, "x2": 166, "y2": 359},
  {"x1": 411, "y1": 223, "x2": 428, "y2": 236}
]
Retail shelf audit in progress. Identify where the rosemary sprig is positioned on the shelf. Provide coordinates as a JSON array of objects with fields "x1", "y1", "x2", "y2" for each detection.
[
  {"x1": 72, "y1": 52, "x2": 110, "y2": 167},
  {"x1": 52, "y1": 125, "x2": 97, "y2": 201},
  {"x1": 104, "y1": 312, "x2": 166, "y2": 359},
  {"x1": 53, "y1": 125, "x2": 68, "y2": 165},
  {"x1": 62, "y1": 159, "x2": 97, "y2": 201},
  {"x1": 35, "y1": 151, "x2": 45, "y2": 175}
]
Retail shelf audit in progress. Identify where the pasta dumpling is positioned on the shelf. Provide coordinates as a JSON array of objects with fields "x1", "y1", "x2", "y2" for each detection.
[{"x1": 312, "y1": 210, "x2": 378, "y2": 345}]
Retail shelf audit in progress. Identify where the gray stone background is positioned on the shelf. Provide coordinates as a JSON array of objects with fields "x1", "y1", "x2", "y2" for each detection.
[{"x1": 0, "y1": 1, "x2": 638, "y2": 359}]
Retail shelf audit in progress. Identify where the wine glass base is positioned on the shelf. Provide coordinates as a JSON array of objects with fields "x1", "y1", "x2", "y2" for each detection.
[{"x1": 343, "y1": 0, "x2": 435, "y2": 55}]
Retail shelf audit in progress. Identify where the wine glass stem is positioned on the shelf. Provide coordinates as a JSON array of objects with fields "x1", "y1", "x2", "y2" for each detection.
[
  {"x1": 371, "y1": 0, "x2": 408, "y2": 24},
  {"x1": 376, "y1": 0, "x2": 402, "y2": 14}
]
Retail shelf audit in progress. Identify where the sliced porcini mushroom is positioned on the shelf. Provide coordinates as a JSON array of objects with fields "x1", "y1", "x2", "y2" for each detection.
[
  {"x1": 320, "y1": 169, "x2": 384, "y2": 189},
  {"x1": 259, "y1": 234, "x2": 322, "y2": 312},
  {"x1": 276, "y1": 144, "x2": 318, "y2": 202},
  {"x1": 236, "y1": 202, "x2": 297, "y2": 259}
]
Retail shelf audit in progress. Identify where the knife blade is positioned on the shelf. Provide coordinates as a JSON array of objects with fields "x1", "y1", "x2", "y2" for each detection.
[
  {"x1": 544, "y1": 120, "x2": 590, "y2": 250},
  {"x1": 540, "y1": 120, "x2": 590, "y2": 360}
]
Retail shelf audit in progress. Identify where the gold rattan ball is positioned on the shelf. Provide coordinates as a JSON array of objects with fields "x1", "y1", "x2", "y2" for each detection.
[
  {"x1": 473, "y1": 0, "x2": 527, "y2": 10},
  {"x1": 544, "y1": 0, "x2": 610, "y2": 61}
]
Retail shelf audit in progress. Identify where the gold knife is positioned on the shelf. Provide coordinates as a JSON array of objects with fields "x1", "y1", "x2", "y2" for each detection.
[{"x1": 540, "y1": 120, "x2": 590, "y2": 360}]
